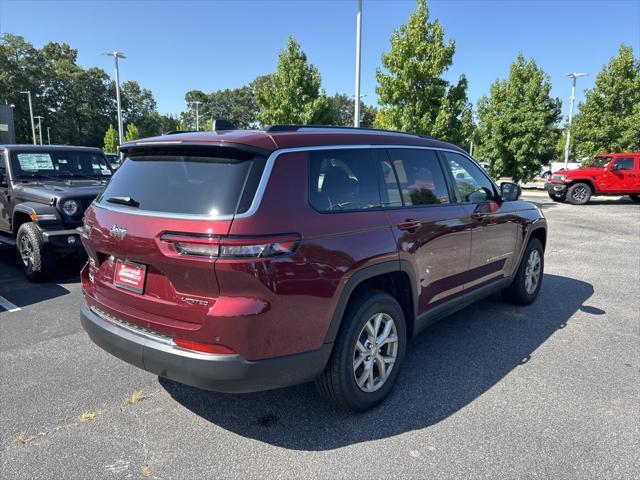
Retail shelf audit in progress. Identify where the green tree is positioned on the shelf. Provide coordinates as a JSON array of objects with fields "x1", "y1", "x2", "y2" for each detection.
[
  {"x1": 571, "y1": 45, "x2": 640, "y2": 157},
  {"x1": 374, "y1": 0, "x2": 471, "y2": 145},
  {"x1": 103, "y1": 124, "x2": 118, "y2": 152},
  {"x1": 326, "y1": 93, "x2": 377, "y2": 128},
  {"x1": 475, "y1": 54, "x2": 561, "y2": 182},
  {"x1": 255, "y1": 37, "x2": 331, "y2": 126},
  {"x1": 124, "y1": 123, "x2": 139, "y2": 142}
]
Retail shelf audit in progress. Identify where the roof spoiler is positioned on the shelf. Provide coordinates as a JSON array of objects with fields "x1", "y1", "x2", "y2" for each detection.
[{"x1": 264, "y1": 124, "x2": 433, "y2": 139}]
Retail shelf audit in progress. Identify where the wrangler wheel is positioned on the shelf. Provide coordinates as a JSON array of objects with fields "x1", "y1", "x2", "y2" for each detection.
[
  {"x1": 17, "y1": 222, "x2": 55, "y2": 282},
  {"x1": 567, "y1": 182, "x2": 592, "y2": 205}
]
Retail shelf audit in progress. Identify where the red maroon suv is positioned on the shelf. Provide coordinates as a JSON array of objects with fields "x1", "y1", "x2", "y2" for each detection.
[{"x1": 80, "y1": 125, "x2": 547, "y2": 411}]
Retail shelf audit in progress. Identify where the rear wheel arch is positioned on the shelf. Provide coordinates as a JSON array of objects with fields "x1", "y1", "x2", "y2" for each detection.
[{"x1": 324, "y1": 261, "x2": 416, "y2": 344}]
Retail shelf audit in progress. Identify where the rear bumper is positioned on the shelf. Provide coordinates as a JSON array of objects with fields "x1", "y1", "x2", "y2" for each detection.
[{"x1": 80, "y1": 303, "x2": 332, "y2": 393}]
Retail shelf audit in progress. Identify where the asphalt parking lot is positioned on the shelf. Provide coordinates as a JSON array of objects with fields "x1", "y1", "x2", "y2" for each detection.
[{"x1": 1, "y1": 193, "x2": 639, "y2": 479}]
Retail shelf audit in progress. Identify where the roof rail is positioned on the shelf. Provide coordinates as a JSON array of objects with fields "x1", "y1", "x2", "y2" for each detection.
[
  {"x1": 163, "y1": 130, "x2": 196, "y2": 135},
  {"x1": 264, "y1": 124, "x2": 432, "y2": 139}
]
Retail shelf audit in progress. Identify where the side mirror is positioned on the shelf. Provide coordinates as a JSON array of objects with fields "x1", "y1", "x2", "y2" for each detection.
[
  {"x1": 610, "y1": 163, "x2": 619, "y2": 171},
  {"x1": 500, "y1": 182, "x2": 521, "y2": 201}
]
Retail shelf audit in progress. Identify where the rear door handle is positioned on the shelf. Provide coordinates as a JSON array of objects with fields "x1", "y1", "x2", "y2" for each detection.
[{"x1": 397, "y1": 219, "x2": 420, "y2": 231}]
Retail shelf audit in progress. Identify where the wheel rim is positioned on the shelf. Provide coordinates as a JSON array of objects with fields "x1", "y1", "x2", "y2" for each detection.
[
  {"x1": 572, "y1": 186, "x2": 587, "y2": 202},
  {"x1": 524, "y1": 249, "x2": 541, "y2": 294},
  {"x1": 19, "y1": 235, "x2": 34, "y2": 272},
  {"x1": 353, "y1": 312, "x2": 399, "y2": 393}
]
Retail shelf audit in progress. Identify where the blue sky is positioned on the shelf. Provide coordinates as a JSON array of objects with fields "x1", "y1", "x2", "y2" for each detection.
[{"x1": 1, "y1": 0, "x2": 639, "y2": 119}]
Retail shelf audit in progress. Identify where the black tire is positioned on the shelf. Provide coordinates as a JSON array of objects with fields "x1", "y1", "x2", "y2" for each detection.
[
  {"x1": 16, "y1": 222, "x2": 55, "y2": 281},
  {"x1": 547, "y1": 192, "x2": 566, "y2": 202},
  {"x1": 502, "y1": 238, "x2": 544, "y2": 305},
  {"x1": 630, "y1": 195, "x2": 640, "y2": 203},
  {"x1": 566, "y1": 182, "x2": 592, "y2": 205},
  {"x1": 315, "y1": 289, "x2": 407, "y2": 411},
  {"x1": 541, "y1": 172, "x2": 551, "y2": 180}
]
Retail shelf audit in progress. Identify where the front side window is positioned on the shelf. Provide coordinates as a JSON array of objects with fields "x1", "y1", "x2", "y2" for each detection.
[
  {"x1": 583, "y1": 156, "x2": 611, "y2": 168},
  {"x1": 308, "y1": 149, "x2": 381, "y2": 212},
  {"x1": 383, "y1": 149, "x2": 450, "y2": 206},
  {"x1": 443, "y1": 152, "x2": 496, "y2": 203},
  {"x1": 10, "y1": 151, "x2": 112, "y2": 179},
  {"x1": 613, "y1": 157, "x2": 635, "y2": 171}
]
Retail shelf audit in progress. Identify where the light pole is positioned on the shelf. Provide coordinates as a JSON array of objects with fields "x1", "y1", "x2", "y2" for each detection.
[
  {"x1": 34, "y1": 116, "x2": 44, "y2": 145},
  {"x1": 47, "y1": 126, "x2": 51, "y2": 145},
  {"x1": 563, "y1": 72, "x2": 588, "y2": 169},
  {"x1": 189, "y1": 101, "x2": 202, "y2": 131},
  {"x1": 102, "y1": 51, "x2": 126, "y2": 145},
  {"x1": 353, "y1": 0, "x2": 363, "y2": 127},
  {"x1": 20, "y1": 91, "x2": 37, "y2": 144}
]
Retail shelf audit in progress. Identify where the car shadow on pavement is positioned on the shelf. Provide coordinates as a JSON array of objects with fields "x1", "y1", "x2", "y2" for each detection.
[
  {"x1": 160, "y1": 273, "x2": 596, "y2": 451},
  {"x1": 0, "y1": 248, "x2": 81, "y2": 308}
]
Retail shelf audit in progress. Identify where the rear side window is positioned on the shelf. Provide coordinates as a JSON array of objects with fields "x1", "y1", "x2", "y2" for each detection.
[
  {"x1": 308, "y1": 149, "x2": 381, "y2": 212},
  {"x1": 443, "y1": 152, "x2": 496, "y2": 203},
  {"x1": 98, "y1": 150, "x2": 266, "y2": 216},
  {"x1": 383, "y1": 149, "x2": 450, "y2": 206},
  {"x1": 613, "y1": 157, "x2": 635, "y2": 170}
]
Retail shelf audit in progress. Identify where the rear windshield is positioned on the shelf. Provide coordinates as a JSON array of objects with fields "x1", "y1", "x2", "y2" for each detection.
[{"x1": 97, "y1": 151, "x2": 266, "y2": 216}]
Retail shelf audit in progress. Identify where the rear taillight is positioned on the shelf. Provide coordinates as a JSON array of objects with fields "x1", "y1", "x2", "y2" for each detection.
[
  {"x1": 160, "y1": 233, "x2": 300, "y2": 259},
  {"x1": 173, "y1": 338, "x2": 236, "y2": 355}
]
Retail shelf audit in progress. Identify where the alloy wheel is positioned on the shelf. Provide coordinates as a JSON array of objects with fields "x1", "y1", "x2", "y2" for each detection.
[
  {"x1": 19, "y1": 235, "x2": 34, "y2": 272},
  {"x1": 572, "y1": 186, "x2": 588, "y2": 202},
  {"x1": 524, "y1": 249, "x2": 541, "y2": 294},
  {"x1": 353, "y1": 312, "x2": 399, "y2": 393}
]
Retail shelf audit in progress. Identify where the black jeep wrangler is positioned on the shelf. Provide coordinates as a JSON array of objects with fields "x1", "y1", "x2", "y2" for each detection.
[{"x1": 0, "y1": 145, "x2": 112, "y2": 280}]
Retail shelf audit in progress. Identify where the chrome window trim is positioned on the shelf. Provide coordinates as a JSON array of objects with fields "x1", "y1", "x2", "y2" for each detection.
[{"x1": 93, "y1": 144, "x2": 486, "y2": 221}]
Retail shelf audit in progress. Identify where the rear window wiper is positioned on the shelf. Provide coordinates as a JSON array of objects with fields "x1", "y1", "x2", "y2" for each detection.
[{"x1": 106, "y1": 196, "x2": 140, "y2": 208}]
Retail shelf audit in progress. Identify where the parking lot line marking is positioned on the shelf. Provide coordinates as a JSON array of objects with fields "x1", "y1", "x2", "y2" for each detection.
[{"x1": 0, "y1": 296, "x2": 21, "y2": 312}]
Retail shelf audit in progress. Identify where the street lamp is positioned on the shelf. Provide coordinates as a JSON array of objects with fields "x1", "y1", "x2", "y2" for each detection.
[
  {"x1": 102, "y1": 51, "x2": 126, "y2": 145},
  {"x1": 34, "y1": 115, "x2": 44, "y2": 145},
  {"x1": 19, "y1": 91, "x2": 37, "y2": 144},
  {"x1": 563, "y1": 72, "x2": 588, "y2": 169},
  {"x1": 188, "y1": 101, "x2": 202, "y2": 131},
  {"x1": 353, "y1": 0, "x2": 363, "y2": 128},
  {"x1": 47, "y1": 126, "x2": 51, "y2": 145}
]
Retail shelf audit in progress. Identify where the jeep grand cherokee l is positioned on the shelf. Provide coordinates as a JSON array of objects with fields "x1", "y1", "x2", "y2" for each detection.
[
  {"x1": 79, "y1": 125, "x2": 547, "y2": 411},
  {"x1": 0, "y1": 145, "x2": 112, "y2": 280}
]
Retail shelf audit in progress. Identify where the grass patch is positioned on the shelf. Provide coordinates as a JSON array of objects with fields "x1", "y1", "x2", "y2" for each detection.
[
  {"x1": 78, "y1": 411, "x2": 102, "y2": 422},
  {"x1": 142, "y1": 465, "x2": 152, "y2": 477},
  {"x1": 124, "y1": 390, "x2": 146, "y2": 406},
  {"x1": 16, "y1": 433, "x2": 34, "y2": 445}
]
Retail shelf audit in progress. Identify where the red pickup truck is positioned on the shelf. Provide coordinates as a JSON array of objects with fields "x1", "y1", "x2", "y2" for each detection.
[{"x1": 546, "y1": 153, "x2": 640, "y2": 205}]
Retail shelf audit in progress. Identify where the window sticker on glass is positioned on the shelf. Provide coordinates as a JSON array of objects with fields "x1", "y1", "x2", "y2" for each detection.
[
  {"x1": 101, "y1": 169, "x2": 112, "y2": 175},
  {"x1": 17, "y1": 153, "x2": 55, "y2": 171}
]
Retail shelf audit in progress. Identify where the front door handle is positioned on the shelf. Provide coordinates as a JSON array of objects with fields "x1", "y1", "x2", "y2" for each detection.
[{"x1": 398, "y1": 219, "x2": 420, "y2": 231}]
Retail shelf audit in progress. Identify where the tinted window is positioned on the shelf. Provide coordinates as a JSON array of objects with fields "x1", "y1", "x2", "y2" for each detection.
[
  {"x1": 383, "y1": 149, "x2": 450, "y2": 206},
  {"x1": 10, "y1": 150, "x2": 111, "y2": 178},
  {"x1": 613, "y1": 157, "x2": 634, "y2": 170},
  {"x1": 444, "y1": 152, "x2": 496, "y2": 203},
  {"x1": 309, "y1": 149, "x2": 381, "y2": 212},
  {"x1": 98, "y1": 152, "x2": 266, "y2": 216}
]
